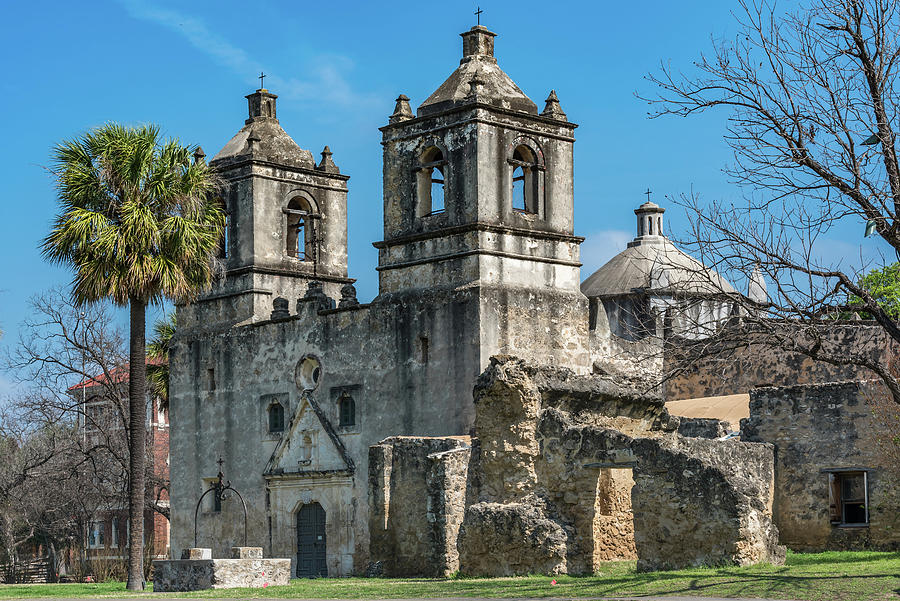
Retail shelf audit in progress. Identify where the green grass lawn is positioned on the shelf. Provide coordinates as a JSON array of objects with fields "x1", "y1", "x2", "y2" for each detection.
[{"x1": 0, "y1": 551, "x2": 898, "y2": 600}]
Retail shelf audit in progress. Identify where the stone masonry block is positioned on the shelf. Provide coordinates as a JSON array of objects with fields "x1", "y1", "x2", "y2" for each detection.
[
  {"x1": 231, "y1": 546, "x2": 263, "y2": 559},
  {"x1": 181, "y1": 548, "x2": 212, "y2": 560}
]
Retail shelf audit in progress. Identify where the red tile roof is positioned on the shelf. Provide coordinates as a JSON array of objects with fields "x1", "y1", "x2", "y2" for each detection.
[{"x1": 68, "y1": 358, "x2": 166, "y2": 391}]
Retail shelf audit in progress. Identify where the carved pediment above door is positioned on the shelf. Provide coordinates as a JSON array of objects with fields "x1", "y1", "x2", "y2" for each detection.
[{"x1": 264, "y1": 395, "x2": 354, "y2": 478}]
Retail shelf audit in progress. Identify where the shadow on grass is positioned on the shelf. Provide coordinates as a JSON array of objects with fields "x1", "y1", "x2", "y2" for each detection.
[
  {"x1": 784, "y1": 550, "x2": 900, "y2": 566},
  {"x1": 571, "y1": 568, "x2": 900, "y2": 601},
  {"x1": 294, "y1": 568, "x2": 900, "y2": 600}
]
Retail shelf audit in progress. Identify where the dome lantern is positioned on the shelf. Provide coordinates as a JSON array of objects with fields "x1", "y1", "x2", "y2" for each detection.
[{"x1": 631, "y1": 201, "x2": 666, "y2": 247}]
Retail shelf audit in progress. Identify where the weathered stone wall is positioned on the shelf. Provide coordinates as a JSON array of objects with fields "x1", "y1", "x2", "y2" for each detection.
[
  {"x1": 627, "y1": 433, "x2": 782, "y2": 571},
  {"x1": 171, "y1": 286, "x2": 483, "y2": 576},
  {"x1": 525, "y1": 409, "x2": 782, "y2": 574},
  {"x1": 742, "y1": 381, "x2": 900, "y2": 551},
  {"x1": 665, "y1": 323, "x2": 892, "y2": 401},
  {"x1": 370, "y1": 356, "x2": 784, "y2": 576},
  {"x1": 677, "y1": 417, "x2": 730, "y2": 439},
  {"x1": 424, "y1": 444, "x2": 471, "y2": 576},
  {"x1": 588, "y1": 298, "x2": 664, "y2": 384},
  {"x1": 153, "y1": 557, "x2": 290, "y2": 591},
  {"x1": 459, "y1": 357, "x2": 783, "y2": 575},
  {"x1": 367, "y1": 436, "x2": 469, "y2": 577}
]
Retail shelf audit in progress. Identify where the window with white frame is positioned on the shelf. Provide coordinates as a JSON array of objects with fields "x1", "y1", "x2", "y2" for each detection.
[{"x1": 88, "y1": 521, "x2": 105, "y2": 549}]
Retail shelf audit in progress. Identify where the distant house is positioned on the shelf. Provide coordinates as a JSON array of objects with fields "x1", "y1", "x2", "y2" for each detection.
[{"x1": 68, "y1": 360, "x2": 170, "y2": 564}]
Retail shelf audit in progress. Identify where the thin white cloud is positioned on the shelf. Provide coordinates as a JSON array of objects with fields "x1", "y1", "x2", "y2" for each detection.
[
  {"x1": 116, "y1": 0, "x2": 379, "y2": 109},
  {"x1": 580, "y1": 229, "x2": 632, "y2": 278}
]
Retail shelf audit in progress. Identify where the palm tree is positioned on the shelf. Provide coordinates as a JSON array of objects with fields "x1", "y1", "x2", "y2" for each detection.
[
  {"x1": 147, "y1": 312, "x2": 176, "y2": 410},
  {"x1": 43, "y1": 123, "x2": 223, "y2": 590}
]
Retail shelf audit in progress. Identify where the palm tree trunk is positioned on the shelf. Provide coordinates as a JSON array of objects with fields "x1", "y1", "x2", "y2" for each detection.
[{"x1": 126, "y1": 298, "x2": 147, "y2": 591}]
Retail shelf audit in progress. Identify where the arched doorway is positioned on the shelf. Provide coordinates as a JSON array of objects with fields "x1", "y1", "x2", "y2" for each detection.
[{"x1": 296, "y1": 502, "x2": 327, "y2": 577}]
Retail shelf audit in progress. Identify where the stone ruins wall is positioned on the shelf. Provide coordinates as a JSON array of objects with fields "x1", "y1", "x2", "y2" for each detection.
[
  {"x1": 742, "y1": 381, "x2": 900, "y2": 551},
  {"x1": 370, "y1": 356, "x2": 785, "y2": 576},
  {"x1": 677, "y1": 417, "x2": 731, "y2": 439},
  {"x1": 588, "y1": 298, "x2": 664, "y2": 385},
  {"x1": 368, "y1": 436, "x2": 470, "y2": 577},
  {"x1": 665, "y1": 323, "x2": 892, "y2": 401}
]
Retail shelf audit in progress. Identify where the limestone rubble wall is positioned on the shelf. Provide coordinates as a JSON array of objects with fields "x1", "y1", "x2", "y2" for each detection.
[
  {"x1": 628, "y1": 434, "x2": 781, "y2": 571},
  {"x1": 370, "y1": 356, "x2": 785, "y2": 576},
  {"x1": 742, "y1": 381, "x2": 900, "y2": 551},
  {"x1": 665, "y1": 323, "x2": 893, "y2": 401},
  {"x1": 367, "y1": 437, "x2": 470, "y2": 577}
]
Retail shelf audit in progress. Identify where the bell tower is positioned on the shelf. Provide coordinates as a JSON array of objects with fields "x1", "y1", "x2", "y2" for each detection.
[
  {"x1": 180, "y1": 87, "x2": 353, "y2": 330},
  {"x1": 375, "y1": 25, "x2": 583, "y2": 295}
]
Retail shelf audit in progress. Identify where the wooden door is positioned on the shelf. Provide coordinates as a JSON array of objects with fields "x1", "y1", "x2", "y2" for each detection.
[{"x1": 296, "y1": 502, "x2": 327, "y2": 577}]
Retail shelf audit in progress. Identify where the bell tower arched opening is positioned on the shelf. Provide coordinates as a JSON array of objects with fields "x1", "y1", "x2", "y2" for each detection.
[
  {"x1": 510, "y1": 144, "x2": 541, "y2": 215},
  {"x1": 416, "y1": 146, "x2": 447, "y2": 217},
  {"x1": 285, "y1": 196, "x2": 317, "y2": 261}
]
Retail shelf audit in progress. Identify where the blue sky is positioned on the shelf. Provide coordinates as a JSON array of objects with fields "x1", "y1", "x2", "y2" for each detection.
[{"x1": 0, "y1": 0, "x2": 890, "y2": 394}]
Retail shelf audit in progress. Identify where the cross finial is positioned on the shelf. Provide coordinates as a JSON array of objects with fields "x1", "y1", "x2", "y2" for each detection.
[
  {"x1": 475, "y1": 6, "x2": 483, "y2": 25},
  {"x1": 258, "y1": 71, "x2": 266, "y2": 89},
  {"x1": 644, "y1": 188, "x2": 652, "y2": 202},
  {"x1": 216, "y1": 456, "x2": 225, "y2": 471}
]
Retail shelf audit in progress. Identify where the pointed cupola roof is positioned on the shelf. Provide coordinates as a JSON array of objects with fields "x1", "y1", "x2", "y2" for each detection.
[
  {"x1": 417, "y1": 25, "x2": 537, "y2": 117},
  {"x1": 212, "y1": 88, "x2": 316, "y2": 169}
]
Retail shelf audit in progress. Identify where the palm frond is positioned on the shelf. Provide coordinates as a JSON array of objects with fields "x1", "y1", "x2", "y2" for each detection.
[{"x1": 44, "y1": 122, "x2": 224, "y2": 307}]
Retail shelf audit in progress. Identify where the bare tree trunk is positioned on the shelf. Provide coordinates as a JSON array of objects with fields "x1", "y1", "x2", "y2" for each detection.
[{"x1": 126, "y1": 299, "x2": 146, "y2": 591}]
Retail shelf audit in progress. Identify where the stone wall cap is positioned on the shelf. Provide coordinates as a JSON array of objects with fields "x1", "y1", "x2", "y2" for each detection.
[
  {"x1": 181, "y1": 547, "x2": 212, "y2": 560},
  {"x1": 749, "y1": 379, "x2": 878, "y2": 398},
  {"x1": 231, "y1": 546, "x2": 263, "y2": 559}
]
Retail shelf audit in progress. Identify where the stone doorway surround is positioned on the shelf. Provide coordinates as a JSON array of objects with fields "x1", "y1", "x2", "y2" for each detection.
[{"x1": 265, "y1": 476, "x2": 356, "y2": 577}]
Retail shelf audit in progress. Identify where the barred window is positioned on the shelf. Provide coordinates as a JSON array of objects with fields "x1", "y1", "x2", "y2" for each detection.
[
  {"x1": 268, "y1": 402, "x2": 285, "y2": 433},
  {"x1": 338, "y1": 392, "x2": 355, "y2": 428}
]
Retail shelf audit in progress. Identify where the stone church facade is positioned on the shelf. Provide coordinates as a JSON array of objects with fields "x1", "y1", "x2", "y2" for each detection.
[
  {"x1": 169, "y1": 24, "x2": 899, "y2": 577},
  {"x1": 171, "y1": 25, "x2": 591, "y2": 576}
]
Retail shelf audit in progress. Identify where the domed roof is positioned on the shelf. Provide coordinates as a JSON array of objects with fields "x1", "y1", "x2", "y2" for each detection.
[
  {"x1": 581, "y1": 202, "x2": 736, "y2": 298},
  {"x1": 417, "y1": 26, "x2": 537, "y2": 118},
  {"x1": 581, "y1": 238, "x2": 736, "y2": 298}
]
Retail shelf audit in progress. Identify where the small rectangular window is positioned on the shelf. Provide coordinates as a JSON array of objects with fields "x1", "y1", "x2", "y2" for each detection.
[
  {"x1": 268, "y1": 403, "x2": 285, "y2": 433},
  {"x1": 207, "y1": 368, "x2": 216, "y2": 391},
  {"x1": 828, "y1": 471, "x2": 869, "y2": 526},
  {"x1": 339, "y1": 393, "x2": 355, "y2": 428},
  {"x1": 419, "y1": 336, "x2": 429, "y2": 364},
  {"x1": 220, "y1": 212, "x2": 229, "y2": 259}
]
